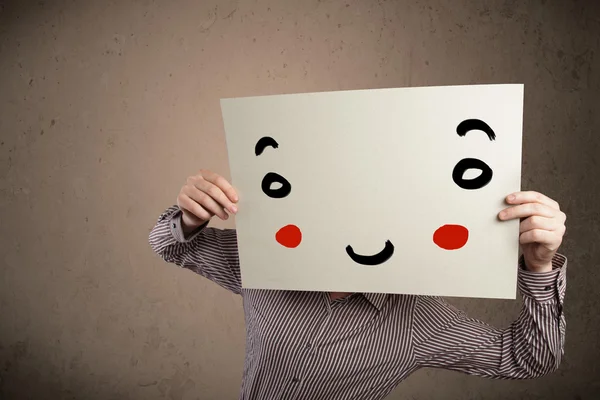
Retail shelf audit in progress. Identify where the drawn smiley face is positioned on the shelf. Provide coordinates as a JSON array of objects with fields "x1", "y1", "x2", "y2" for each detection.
[
  {"x1": 255, "y1": 118, "x2": 496, "y2": 266},
  {"x1": 221, "y1": 84, "x2": 522, "y2": 298}
]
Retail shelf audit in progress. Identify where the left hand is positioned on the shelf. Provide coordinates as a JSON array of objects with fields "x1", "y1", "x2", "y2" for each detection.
[{"x1": 498, "y1": 191, "x2": 567, "y2": 272}]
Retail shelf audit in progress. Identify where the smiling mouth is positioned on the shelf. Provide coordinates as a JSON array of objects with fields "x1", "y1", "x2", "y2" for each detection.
[{"x1": 345, "y1": 240, "x2": 395, "y2": 266}]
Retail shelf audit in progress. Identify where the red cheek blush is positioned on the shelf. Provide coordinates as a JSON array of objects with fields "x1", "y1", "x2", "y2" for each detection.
[
  {"x1": 433, "y1": 224, "x2": 469, "y2": 250},
  {"x1": 276, "y1": 224, "x2": 302, "y2": 248}
]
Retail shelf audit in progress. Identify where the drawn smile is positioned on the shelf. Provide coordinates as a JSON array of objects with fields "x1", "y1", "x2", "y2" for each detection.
[{"x1": 345, "y1": 240, "x2": 395, "y2": 266}]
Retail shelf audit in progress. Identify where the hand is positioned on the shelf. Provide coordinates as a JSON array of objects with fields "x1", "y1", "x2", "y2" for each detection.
[
  {"x1": 177, "y1": 169, "x2": 239, "y2": 232},
  {"x1": 498, "y1": 191, "x2": 566, "y2": 272}
]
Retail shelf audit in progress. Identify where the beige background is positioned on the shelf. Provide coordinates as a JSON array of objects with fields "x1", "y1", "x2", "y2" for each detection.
[{"x1": 0, "y1": 0, "x2": 598, "y2": 399}]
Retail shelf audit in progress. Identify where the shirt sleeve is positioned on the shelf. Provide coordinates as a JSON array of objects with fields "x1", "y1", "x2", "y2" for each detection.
[
  {"x1": 148, "y1": 205, "x2": 242, "y2": 295},
  {"x1": 412, "y1": 253, "x2": 567, "y2": 379}
]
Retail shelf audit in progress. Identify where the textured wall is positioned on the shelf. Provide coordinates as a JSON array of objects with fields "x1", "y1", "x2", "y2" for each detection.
[{"x1": 1, "y1": 0, "x2": 598, "y2": 399}]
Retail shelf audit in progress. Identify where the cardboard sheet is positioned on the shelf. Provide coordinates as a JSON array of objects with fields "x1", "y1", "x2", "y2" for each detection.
[{"x1": 221, "y1": 84, "x2": 523, "y2": 299}]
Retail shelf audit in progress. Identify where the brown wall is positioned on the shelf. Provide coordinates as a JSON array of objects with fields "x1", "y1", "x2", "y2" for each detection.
[{"x1": 1, "y1": 0, "x2": 598, "y2": 399}]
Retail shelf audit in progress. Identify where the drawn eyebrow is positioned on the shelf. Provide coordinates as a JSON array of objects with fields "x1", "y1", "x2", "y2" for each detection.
[
  {"x1": 255, "y1": 136, "x2": 279, "y2": 156},
  {"x1": 456, "y1": 119, "x2": 496, "y2": 141}
]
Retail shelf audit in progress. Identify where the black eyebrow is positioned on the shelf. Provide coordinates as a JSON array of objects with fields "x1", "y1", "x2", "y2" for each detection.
[
  {"x1": 456, "y1": 119, "x2": 496, "y2": 141},
  {"x1": 255, "y1": 136, "x2": 279, "y2": 156}
]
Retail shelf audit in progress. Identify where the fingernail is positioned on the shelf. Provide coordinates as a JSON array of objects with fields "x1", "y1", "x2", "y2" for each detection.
[
  {"x1": 231, "y1": 205, "x2": 238, "y2": 213},
  {"x1": 508, "y1": 195, "x2": 516, "y2": 201}
]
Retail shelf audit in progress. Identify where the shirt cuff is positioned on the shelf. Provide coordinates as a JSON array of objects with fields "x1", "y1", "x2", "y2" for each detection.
[
  {"x1": 517, "y1": 253, "x2": 567, "y2": 304},
  {"x1": 169, "y1": 209, "x2": 209, "y2": 243}
]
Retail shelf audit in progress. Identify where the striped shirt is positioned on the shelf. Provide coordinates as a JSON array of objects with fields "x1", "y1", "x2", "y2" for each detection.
[{"x1": 149, "y1": 205, "x2": 567, "y2": 400}]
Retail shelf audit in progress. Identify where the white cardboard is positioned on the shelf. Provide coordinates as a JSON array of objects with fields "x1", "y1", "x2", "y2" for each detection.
[{"x1": 221, "y1": 84, "x2": 523, "y2": 299}]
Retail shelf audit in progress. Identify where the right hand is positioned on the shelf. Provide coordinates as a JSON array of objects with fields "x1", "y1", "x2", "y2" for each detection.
[{"x1": 177, "y1": 169, "x2": 239, "y2": 230}]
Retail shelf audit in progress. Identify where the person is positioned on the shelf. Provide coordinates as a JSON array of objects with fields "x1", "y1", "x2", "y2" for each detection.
[{"x1": 149, "y1": 169, "x2": 568, "y2": 400}]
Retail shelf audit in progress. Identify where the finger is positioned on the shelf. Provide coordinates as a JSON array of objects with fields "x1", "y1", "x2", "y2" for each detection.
[
  {"x1": 178, "y1": 193, "x2": 213, "y2": 221},
  {"x1": 200, "y1": 170, "x2": 239, "y2": 203},
  {"x1": 519, "y1": 215, "x2": 562, "y2": 233},
  {"x1": 499, "y1": 202, "x2": 556, "y2": 221},
  {"x1": 519, "y1": 229, "x2": 562, "y2": 251},
  {"x1": 506, "y1": 191, "x2": 560, "y2": 210},
  {"x1": 184, "y1": 184, "x2": 229, "y2": 220},
  {"x1": 192, "y1": 176, "x2": 237, "y2": 214}
]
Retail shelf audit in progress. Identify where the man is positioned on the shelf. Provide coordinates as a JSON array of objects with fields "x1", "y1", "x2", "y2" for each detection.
[{"x1": 149, "y1": 169, "x2": 567, "y2": 400}]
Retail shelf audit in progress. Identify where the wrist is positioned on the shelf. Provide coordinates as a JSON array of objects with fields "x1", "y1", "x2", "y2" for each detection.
[
  {"x1": 523, "y1": 260, "x2": 553, "y2": 273},
  {"x1": 181, "y1": 214, "x2": 207, "y2": 236}
]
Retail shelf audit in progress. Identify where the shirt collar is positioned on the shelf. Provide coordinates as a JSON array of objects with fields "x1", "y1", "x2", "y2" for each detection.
[{"x1": 362, "y1": 292, "x2": 388, "y2": 311}]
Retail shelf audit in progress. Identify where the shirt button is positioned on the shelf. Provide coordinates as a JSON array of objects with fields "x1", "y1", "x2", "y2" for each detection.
[
  {"x1": 172, "y1": 223, "x2": 176, "y2": 228},
  {"x1": 544, "y1": 285, "x2": 552, "y2": 291},
  {"x1": 292, "y1": 377, "x2": 300, "y2": 383},
  {"x1": 305, "y1": 343, "x2": 312, "y2": 349},
  {"x1": 559, "y1": 279, "x2": 564, "y2": 286}
]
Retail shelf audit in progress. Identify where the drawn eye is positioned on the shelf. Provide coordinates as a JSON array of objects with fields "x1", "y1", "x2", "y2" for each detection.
[
  {"x1": 453, "y1": 119, "x2": 495, "y2": 190},
  {"x1": 452, "y1": 158, "x2": 493, "y2": 190},
  {"x1": 261, "y1": 172, "x2": 291, "y2": 198}
]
